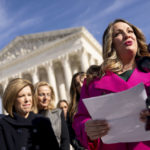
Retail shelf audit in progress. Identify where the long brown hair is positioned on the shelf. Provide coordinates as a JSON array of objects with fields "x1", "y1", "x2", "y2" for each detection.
[{"x1": 68, "y1": 72, "x2": 86, "y2": 121}]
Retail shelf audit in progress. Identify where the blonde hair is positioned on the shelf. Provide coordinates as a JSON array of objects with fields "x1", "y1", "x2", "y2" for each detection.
[
  {"x1": 3, "y1": 78, "x2": 37, "y2": 117},
  {"x1": 34, "y1": 81, "x2": 55, "y2": 111},
  {"x1": 101, "y1": 18, "x2": 150, "y2": 76}
]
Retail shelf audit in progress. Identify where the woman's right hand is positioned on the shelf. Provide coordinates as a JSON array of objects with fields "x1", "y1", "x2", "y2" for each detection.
[
  {"x1": 85, "y1": 119, "x2": 110, "y2": 141},
  {"x1": 140, "y1": 109, "x2": 150, "y2": 123}
]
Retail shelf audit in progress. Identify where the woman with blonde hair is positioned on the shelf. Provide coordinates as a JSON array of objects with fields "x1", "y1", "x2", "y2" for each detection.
[
  {"x1": 0, "y1": 78, "x2": 59, "y2": 150},
  {"x1": 34, "y1": 81, "x2": 70, "y2": 150},
  {"x1": 73, "y1": 19, "x2": 150, "y2": 150}
]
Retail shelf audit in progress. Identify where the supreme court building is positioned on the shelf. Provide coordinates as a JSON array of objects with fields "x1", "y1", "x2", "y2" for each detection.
[{"x1": 0, "y1": 27, "x2": 103, "y2": 113}]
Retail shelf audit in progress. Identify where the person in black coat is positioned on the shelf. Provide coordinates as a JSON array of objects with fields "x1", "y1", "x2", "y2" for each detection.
[
  {"x1": 0, "y1": 78, "x2": 59, "y2": 150},
  {"x1": 0, "y1": 114, "x2": 5, "y2": 118},
  {"x1": 57, "y1": 100, "x2": 69, "y2": 121},
  {"x1": 57, "y1": 99, "x2": 85, "y2": 150}
]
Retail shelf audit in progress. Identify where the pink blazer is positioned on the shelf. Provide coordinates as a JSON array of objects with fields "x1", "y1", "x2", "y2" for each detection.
[{"x1": 73, "y1": 68, "x2": 150, "y2": 150}]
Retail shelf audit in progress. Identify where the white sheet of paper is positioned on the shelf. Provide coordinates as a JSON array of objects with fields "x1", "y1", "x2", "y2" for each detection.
[{"x1": 83, "y1": 83, "x2": 150, "y2": 144}]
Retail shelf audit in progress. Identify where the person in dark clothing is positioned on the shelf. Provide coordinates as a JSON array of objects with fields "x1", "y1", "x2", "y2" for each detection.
[
  {"x1": 57, "y1": 99, "x2": 85, "y2": 150},
  {"x1": 69, "y1": 72, "x2": 86, "y2": 122},
  {"x1": 34, "y1": 81, "x2": 70, "y2": 150},
  {"x1": 68, "y1": 72, "x2": 87, "y2": 150},
  {"x1": 0, "y1": 114, "x2": 5, "y2": 118},
  {"x1": 137, "y1": 43, "x2": 150, "y2": 73},
  {"x1": 86, "y1": 65, "x2": 101, "y2": 86},
  {"x1": 0, "y1": 78, "x2": 59, "y2": 150},
  {"x1": 57, "y1": 99, "x2": 69, "y2": 121},
  {"x1": 148, "y1": 43, "x2": 150, "y2": 53}
]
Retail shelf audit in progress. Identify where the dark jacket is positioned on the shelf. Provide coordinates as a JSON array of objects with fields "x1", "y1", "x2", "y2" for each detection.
[
  {"x1": 66, "y1": 112, "x2": 85, "y2": 150},
  {"x1": 39, "y1": 109, "x2": 70, "y2": 150},
  {"x1": 0, "y1": 112, "x2": 59, "y2": 150},
  {"x1": 0, "y1": 114, "x2": 5, "y2": 119}
]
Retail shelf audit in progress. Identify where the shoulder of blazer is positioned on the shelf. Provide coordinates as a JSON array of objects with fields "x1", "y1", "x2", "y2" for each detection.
[{"x1": 50, "y1": 108, "x2": 62, "y2": 116}]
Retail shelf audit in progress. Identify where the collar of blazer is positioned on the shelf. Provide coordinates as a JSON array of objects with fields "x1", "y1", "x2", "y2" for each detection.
[{"x1": 94, "y1": 67, "x2": 150, "y2": 93}]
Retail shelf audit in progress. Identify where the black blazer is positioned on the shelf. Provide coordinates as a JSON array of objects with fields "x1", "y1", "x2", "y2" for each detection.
[
  {"x1": 66, "y1": 113, "x2": 85, "y2": 150},
  {"x1": 0, "y1": 114, "x2": 5, "y2": 119},
  {"x1": 0, "y1": 112, "x2": 59, "y2": 150}
]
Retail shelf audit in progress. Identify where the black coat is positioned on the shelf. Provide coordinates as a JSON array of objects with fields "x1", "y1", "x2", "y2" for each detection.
[
  {"x1": 0, "y1": 112, "x2": 59, "y2": 150},
  {"x1": 0, "y1": 114, "x2": 5, "y2": 119},
  {"x1": 66, "y1": 113, "x2": 85, "y2": 150}
]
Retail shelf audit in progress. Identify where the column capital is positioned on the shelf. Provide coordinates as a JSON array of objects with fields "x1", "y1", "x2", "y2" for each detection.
[
  {"x1": 42, "y1": 61, "x2": 50, "y2": 67},
  {"x1": 28, "y1": 67, "x2": 37, "y2": 74},
  {"x1": 78, "y1": 48, "x2": 86, "y2": 54},
  {"x1": 59, "y1": 54, "x2": 69, "y2": 64},
  {"x1": 27, "y1": 67, "x2": 39, "y2": 84},
  {"x1": 42, "y1": 61, "x2": 54, "y2": 72}
]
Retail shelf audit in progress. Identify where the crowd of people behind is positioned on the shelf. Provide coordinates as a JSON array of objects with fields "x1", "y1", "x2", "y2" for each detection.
[
  {"x1": 0, "y1": 69, "x2": 91, "y2": 150},
  {"x1": 1, "y1": 18, "x2": 150, "y2": 150}
]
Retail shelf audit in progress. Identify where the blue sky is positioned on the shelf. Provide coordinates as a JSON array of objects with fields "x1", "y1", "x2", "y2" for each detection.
[{"x1": 0, "y1": 0, "x2": 150, "y2": 50}]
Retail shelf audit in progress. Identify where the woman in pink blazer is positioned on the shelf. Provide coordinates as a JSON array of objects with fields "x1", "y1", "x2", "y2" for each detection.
[{"x1": 73, "y1": 19, "x2": 150, "y2": 150}]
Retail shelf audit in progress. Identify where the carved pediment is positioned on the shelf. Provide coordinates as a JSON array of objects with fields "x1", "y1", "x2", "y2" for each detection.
[{"x1": 0, "y1": 27, "x2": 84, "y2": 65}]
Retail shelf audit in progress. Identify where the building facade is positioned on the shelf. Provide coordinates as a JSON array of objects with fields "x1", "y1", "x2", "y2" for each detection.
[{"x1": 0, "y1": 27, "x2": 103, "y2": 113}]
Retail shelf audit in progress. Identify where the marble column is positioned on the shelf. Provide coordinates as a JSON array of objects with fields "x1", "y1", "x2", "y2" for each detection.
[
  {"x1": 0, "y1": 80, "x2": 8, "y2": 114},
  {"x1": 72, "y1": 67, "x2": 78, "y2": 75},
  {"x1": 79, "y1": 49, "x2": 89, "y2": 72},
  {"x1": 60, "y1": 55, "x2": 72, "y2": 92},
  {"x1": 56, "y1": 71, "x2": 67, "y2": 100},
  {"x1": 45, "y1": 62, "x2": 59, "y2": 105},
  {"x1": 0, "y1": 84, "x2": 3, "y2": 114},
  {"x1": 59, "y1": 83, "x2": 67, "y2": 100},
  {"x1": 30, "y1": 68, "x2": 39, "y2": 85},
  {"x1": 3, "y1": 80, "x2": 8, "y2": 92},
  {"x1": 89, "y1": 54, "x2": 95, "y2": 66},
  {"x1": 0, "y1": 96, "x2": 3, "y2": 114}
]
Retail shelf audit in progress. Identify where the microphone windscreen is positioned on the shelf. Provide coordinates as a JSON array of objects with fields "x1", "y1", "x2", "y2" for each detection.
[{"x1": 137, "y1": 56, "x2": 150, "y2": 72}]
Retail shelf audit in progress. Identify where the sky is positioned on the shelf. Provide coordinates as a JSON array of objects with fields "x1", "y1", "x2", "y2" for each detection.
[{"x1": 0, "y1": 0, "x2": 150, "y2": 51}]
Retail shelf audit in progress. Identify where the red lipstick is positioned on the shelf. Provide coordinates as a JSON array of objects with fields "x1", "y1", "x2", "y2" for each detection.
[{"x1": 124, "y1": 41, "x2": 132, "y2": 46}]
